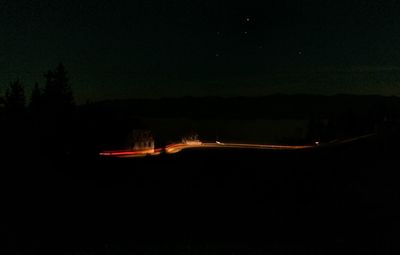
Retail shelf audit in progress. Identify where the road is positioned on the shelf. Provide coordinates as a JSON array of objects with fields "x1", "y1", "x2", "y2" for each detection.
[
  {"x1": 100, "y1": 142, "x2": 314, "y2": 158},
  {"x1": 165, "y1": 142, "x2": 314, "y2": 154},
  {"x1": 99, "y1": 133, "x2": 376, "y2": 158}
]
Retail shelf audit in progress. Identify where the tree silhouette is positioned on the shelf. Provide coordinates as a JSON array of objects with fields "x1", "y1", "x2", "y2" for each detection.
[
  {"x1": 2, "y1": 80, "x2": 27, "y2": 152},
  {"x1": 5, "y1": 80, "x2": 26, "y2": 116},
  {"x1": 43, "y1": 63, "x2": 75, "y2": 117},
  {"x1": 41, "y1": 63, "x2": 76, "y2": 154}
]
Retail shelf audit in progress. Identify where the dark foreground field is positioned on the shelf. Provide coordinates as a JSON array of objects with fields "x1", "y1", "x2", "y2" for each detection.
[{"x1": 3, "y1": 134, "x2": 400, "y2": 254}]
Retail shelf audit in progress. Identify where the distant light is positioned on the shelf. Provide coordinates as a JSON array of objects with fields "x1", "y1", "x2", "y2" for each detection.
[
  {"x1": 244, "y1": 31, "x2": 248, "y2": 34},
  {"x1": 246, "y1": 18, "x2": 250, "y2": 22},
  {"x1": 315, "y1": 141, "x2": 320, "y2": 145},
  {"x1": 216, "y1": 53, "x2": 220, "y2": 57},
  {"x1": 298, "y1": 51, "x2": 302, "y2": 55}
]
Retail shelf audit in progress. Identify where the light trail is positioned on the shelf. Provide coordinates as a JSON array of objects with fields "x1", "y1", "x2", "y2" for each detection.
[
  {"x1": 99, "y1": 148, "x2": 162, "y2": 158},
  {"x1": 99, "y1": 133, "x2": 376, "y2": 158},
  {"x1": 163, "y1": 142, "x2": 314, "y2": 155},
  {"x1": 100, "y1": 142, "x2": 314, "y2": 158},
  {"x1": 99, "y1": 133, "x2": 375, "y2": 158}
]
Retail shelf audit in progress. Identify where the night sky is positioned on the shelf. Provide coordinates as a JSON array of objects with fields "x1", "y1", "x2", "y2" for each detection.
[{"x1": 2, "y1": 0, "x2": 400, "y2": 102}]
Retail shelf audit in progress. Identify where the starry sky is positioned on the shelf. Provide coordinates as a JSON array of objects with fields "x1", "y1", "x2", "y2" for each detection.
[{"x1": 2, "y1": 0, "x2": 400, "y2": 102}]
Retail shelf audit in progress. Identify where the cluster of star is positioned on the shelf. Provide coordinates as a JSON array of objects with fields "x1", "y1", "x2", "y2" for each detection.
[{"x1": 215, "y1": 17, "x2": 253, "y2": 58}]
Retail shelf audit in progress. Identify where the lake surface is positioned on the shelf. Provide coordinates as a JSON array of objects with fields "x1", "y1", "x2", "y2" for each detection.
[{"x1": 144, "y1": 118, "x2": 308, "y2": 144}]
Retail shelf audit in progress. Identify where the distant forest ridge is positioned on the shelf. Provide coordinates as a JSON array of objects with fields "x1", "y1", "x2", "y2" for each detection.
[{"x1": 81, "y1": 94, "x2": 400, "y2": 120}]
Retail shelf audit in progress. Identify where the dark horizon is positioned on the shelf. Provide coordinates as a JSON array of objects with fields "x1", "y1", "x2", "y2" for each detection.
[{"x1": 3, "y1": 64, "x2": 400, "y2": 104}]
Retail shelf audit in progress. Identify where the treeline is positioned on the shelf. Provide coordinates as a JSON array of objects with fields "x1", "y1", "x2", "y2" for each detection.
[{"x1": 0, "y1": 63, "x2": 75, "y2": 158}]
